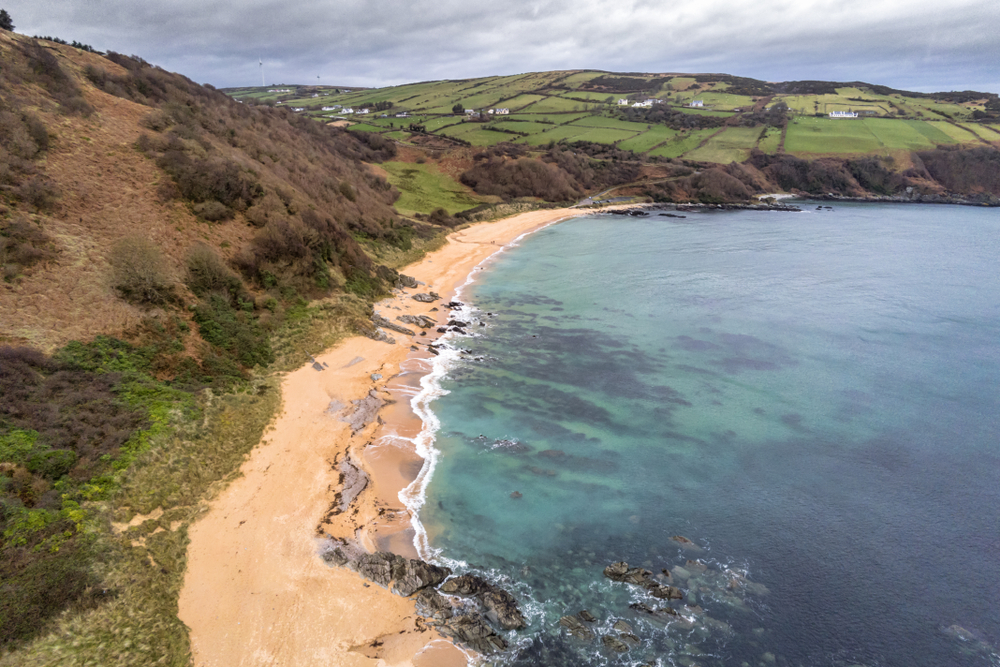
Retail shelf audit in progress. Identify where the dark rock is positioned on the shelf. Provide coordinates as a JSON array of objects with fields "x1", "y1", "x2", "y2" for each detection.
[
  {"x1": 428, "y1": 347, "x2": 440, "y2": 355},
  {"x1": 578, "y1": 609, "x2": 597, "y2": 623},
  {"x1": 612, "y1": 620, "x2": 633, "y2": 634},
  {"x1": 412, "y1": 292, "x2": 441, "y2": 303},
  {"x1": 510, "y1": 491, "x2": 522, "y2": 499},
  {"x1": 437, "y1": 327, "x2": 448, "y2": 333},
  {"x1": 353, "y1": 552, "x2": 407, "y2": 588},
  {"x1": 647, "y1": 583, "x2": 684, "y2": 600},
  {"x1": 414, "y1": 588, "x2": 454, "y2": 621},
  {"x1": 393, "y1": 559, "x2": 452, "y2": 597},
  {"x1": 397, "y1": 274, "x2": 418, "y2": 288},
  {"x1": 373, "y1": 314, "x2": 415, "y2": 336},
  {"x1": 440, "y1": 574, "x2": 526, "y2": 630},
  {"x1": 601, "y1": 635, "x2": 630, "y2": 652},
  {"x1": 440, "y1": 574, "x2": 492, "y2": 597},
  {"x1": 604, "y1": 561, "x2": 629, "y2": 581},
  {"x1": 437, "y1": 613, "x2": 507, "y2": 653},
  {"x1": 619, "y1": 632, "x2": 641, "y2": 647},
  {"x1": 399, "y1": 314, "x2": 437, "y2": 329},
  {"x1": 559, "y1": 615, "x2": 595, "y2": 640}
]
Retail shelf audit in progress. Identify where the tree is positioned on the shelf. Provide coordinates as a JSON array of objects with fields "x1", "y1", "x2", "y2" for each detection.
[
  {"x1": 452, "y1": 103, "x2": 464, "y2": 115},
  {"x1": 0, "y1": 9, "x2": 13, "y2": 31}
]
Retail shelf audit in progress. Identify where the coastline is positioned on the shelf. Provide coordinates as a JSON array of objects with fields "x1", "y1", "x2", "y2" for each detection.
[{"x1": 178, "y1": 207, "x2": 582, "y2": 667}]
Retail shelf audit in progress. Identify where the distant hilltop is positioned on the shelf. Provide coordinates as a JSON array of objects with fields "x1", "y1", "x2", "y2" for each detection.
[{"x1": 220, "y1": 69, "x2": 999, "y2": 166}]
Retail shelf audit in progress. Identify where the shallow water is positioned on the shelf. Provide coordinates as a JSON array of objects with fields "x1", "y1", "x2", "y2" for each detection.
[{"x1": 414, "y1": 203, "x2": 1000, "y2": 667}]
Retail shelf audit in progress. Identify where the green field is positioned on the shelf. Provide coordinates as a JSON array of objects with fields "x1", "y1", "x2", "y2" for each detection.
[
  {"x1": 685, "y1": 126, "x2": 765, "y2": 163},
  {"x1": 569, "y1": 116, "x2": 650, "y2": 132},
  {"x1": 521, "y1": 96, "x2": 599, "y2": 113},
  {"x1": 758, "y1": 126, "x2": 783, "y2": 154},
  {"x1": 785, "y1": 117, "x2": 882, "y2": 153},
  {"x1": 648, "y1": 128, "x2": 719, "y2": 158},
  {"x1": 616, "y1": 126, "x2": 679, "y2": 153},
  {"x1": 379, "y1": 162, "x2": 483, "y2": 215},
  {"x1": 963, "y1": 124, "x2": 1000, "y2": 141}
]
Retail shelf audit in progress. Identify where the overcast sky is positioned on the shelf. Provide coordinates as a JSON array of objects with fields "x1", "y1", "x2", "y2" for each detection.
[{"x1": 7, "y1": 0, "x2": 999, "y2": 93}]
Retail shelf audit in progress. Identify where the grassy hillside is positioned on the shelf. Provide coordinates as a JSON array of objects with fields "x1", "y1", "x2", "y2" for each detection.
[
  {"x1": 224, "y1": 70, "x2": 1000, "y2": 163},
  {"x1": 0, "y1": 31, "x2": 458, "y2": 665}
]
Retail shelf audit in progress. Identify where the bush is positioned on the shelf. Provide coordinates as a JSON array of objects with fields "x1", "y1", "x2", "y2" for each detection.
[
  {"x1": 185, "y1": 243, "x2": 244, "y2": 298},
  {"x1": 192, "y1": 200, "x2": 232, "y2": 221},
  {"x1": 1, "y1": 215, "x2": 57, "y2": 281},
  {"x1": 108, "y1": 236, "x2": 173, "y2": 304},
  {"x1": 15, "y1": 175, "x2": 60, "y2": 210},
  {"x1": 192, "y1": 294, "x2": 274, "y2": 368}
]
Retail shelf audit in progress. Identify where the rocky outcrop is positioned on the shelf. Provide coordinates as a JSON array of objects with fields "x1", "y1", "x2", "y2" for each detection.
[
  {"x1": 559, "y1": 614, "x2": 595, "y2": 640},
  {"x1": 398, "y1": 314, "x2": 436, "y2": 329},
  {"x1": 440, "y1": 574, "x2": 527, "y2": 630},
  {"x1": 412, "y1": 292, "x2": 441, "y2": 303},
  {"x1": 436, "y1": 613, "x2": 507, "y2": 653},
  {"x1": 604, "y1": 561, "x2": 684, "y2": 601},
  {"x1": 339, "y1": 390, "x2": 385, "y2": 434},
  {"x1": 397, "y1": 273, "x2": 419, "y2": 288},
  {"x1": 373, "y1": 313, "x2": 415, "y2": 336},
  {"x1": 345, "y1": 550, "x2": 451, "y2": 596},
  {"x1": 335, "y1": 455, "x2": 369, "y2": 513}
]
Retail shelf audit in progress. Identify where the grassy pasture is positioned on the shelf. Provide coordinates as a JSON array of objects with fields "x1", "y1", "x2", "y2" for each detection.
[
  {"x1": 757, "y1": 126, "x2": 783, "y2": 154},
  {"x1": 493, "y1": 94, "x2": 547, "y2": 110},
  {"x1": 569, "y1": 116, "x2": 650, "y2": 131},
  {"x1": 507, "y1": 112, "x2": 591, "y2": 124},
  {"x1": 929, "y1": 122, "x2": 982, "y2": 143},
  {"x1": 557, "y1": 71, "x2": 608, "y2": 87},
  {"x1": 521, "y1": 96, "x2": 598, "y2": 113},
  {"x1": 380, "y1": 162, "x2": 483, "y2": 215},
  {"x1": 648, "y1": 128, "x2": 718, "y2": 158},
  {"x1": 784, "y1": 117, "x2": 882, "y2": 153},
  {"x1": 864, "y1": 118, "x2": 945, "y2": 150},
  {"x1": 962, "y1": 124, "x2": 1000, "y2": 141},
  {"x1": 616, "y1": 126, "x2": 679, "y2": 153},
  {"x1": 685, "y1": 126, "x2": 764, "y2": 163},
  {"x1": 492, "y1": 119, "x2": 560, "y2": 134},
  {"x1": 666, "y1": 77, "x2": 698, "y2": 90}
]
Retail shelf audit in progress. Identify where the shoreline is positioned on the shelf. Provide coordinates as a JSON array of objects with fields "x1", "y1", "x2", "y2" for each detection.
[{"x1": 178, "y1": 207, "x2": 583, "y2": 667}]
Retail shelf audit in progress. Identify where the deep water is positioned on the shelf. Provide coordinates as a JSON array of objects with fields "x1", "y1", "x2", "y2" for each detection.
[{"x1": 417, "y1": 203, "x2": 1000, "y2": 667}]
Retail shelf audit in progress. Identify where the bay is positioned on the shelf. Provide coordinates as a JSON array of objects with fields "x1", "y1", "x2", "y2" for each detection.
[{"x1": 416, "y1": 203, "x2": 1000, "y2": 667}]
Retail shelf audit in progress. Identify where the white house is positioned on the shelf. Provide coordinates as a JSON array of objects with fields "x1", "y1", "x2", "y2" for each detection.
[
  {"x1": 464, "y1": 109, "x2": 475, "y2": 115},
  {"x1": 618, "y1": 98, "x2": 630, "y2": 105},
  {"x1": 493, "y1": 108, "x2": 509, "y2": 115},
  {"x1": 632, "y1": 100, "x2": 654, "y2": 108},
  {"x1": 291, "y1": 107, "x2": 305, "y2": 112},
  {"x1": 342, "y1": 108, "x2": 354, "y2": 114},
  {"x1": 395, "y1": 112, "x2": 409, "y2": 118},
  {"x1": 829, "y1": 110, "x2": 859, "y2": 118},
  {"x1": 357, "y1": 108, "x2": 370, "y2": 114},
  {"x1": 690, "y1": 100, "x2": 704, "y2": 107},
  {"x1": 321, "y1": 106, "x2": 340, "y2": 111}
]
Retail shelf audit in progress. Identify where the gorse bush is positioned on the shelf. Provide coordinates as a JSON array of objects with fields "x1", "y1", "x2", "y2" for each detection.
[{"x1": 108, "y1": 236, "x2": 173, "y2": 304}]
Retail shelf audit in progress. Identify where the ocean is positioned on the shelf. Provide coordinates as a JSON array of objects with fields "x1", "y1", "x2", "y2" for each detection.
[{"x1": 402, "y1": 203, "x2": 1000, "y2": 667}]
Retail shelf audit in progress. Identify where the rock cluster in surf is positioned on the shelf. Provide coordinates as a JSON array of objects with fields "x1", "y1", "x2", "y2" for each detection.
[{"x1": 321, "y1": 541, "x2": 526, "y2": 654}]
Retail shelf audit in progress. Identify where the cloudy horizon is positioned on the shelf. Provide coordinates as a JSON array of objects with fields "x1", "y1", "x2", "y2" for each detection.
[{"x1": 6, "y1": 0, "x2": 999, "y2": 94}]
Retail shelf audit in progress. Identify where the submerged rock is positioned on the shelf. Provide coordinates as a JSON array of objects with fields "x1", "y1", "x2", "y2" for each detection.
[
  {"x1": 559, "y1": 614, "x2": 595, "y2": 640},
  {"x1": 601, "y1": 635, "x2": 630, "y2": 652}
]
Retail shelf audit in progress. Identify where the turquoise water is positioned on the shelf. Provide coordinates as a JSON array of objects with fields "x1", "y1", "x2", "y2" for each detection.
[{"x1": 416, "y1": 203, "x2": 1000, "y2": 666}]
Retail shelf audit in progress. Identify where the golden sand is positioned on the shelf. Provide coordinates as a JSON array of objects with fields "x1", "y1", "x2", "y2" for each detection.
[{"x1": 178, "y1": 208, "x2": 581, "y2": 666}]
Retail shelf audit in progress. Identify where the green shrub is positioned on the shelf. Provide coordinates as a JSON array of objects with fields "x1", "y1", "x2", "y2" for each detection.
[
  {"x1": 192, "y1": 294, "x2": 274, "y2": 368},
  {"x1": 108, "y1": 236, "x2": 173, "y2": 304},
  {"x1": 192, "y1": 200, "x2": 232, "y2": 221},
  {"x1": 185, "y1": 243, "x2": 243, "y2": 298}
]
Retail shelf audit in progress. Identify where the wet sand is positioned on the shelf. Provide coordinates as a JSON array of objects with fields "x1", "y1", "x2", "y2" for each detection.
[{"x1": 178, "y1": 208, "x2": 581, "y2": 667}]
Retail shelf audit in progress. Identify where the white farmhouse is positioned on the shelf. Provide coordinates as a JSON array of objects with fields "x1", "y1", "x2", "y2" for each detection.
[
  {"x1": 494, "y1": 108, "x2": 509, "y2": 115},
  {"x1": 690, "y1": 100, "x2": 704, "y2": 107},
  {"x1": 829, "y1": 110, "x2": 859, "y2": 118},
  {"x1": 618, "y1": 98, "x2": 630, "y2": 105},
  {"x1": 342, "y1": 108, "x2": 354, "y2": 114},
  {"x1": 357, "y1": 108, "x2": 370, "y2": 114}
]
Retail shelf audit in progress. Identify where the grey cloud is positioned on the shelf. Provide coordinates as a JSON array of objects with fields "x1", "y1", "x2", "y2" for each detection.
[{"x1": 6, "y1": 0, "x2": 998, "y2": 92}]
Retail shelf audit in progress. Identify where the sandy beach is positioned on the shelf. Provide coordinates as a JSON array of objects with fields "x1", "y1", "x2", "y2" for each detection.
[{"x1": 178, "y1": 208, "x2": 581, "y2": 667}]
